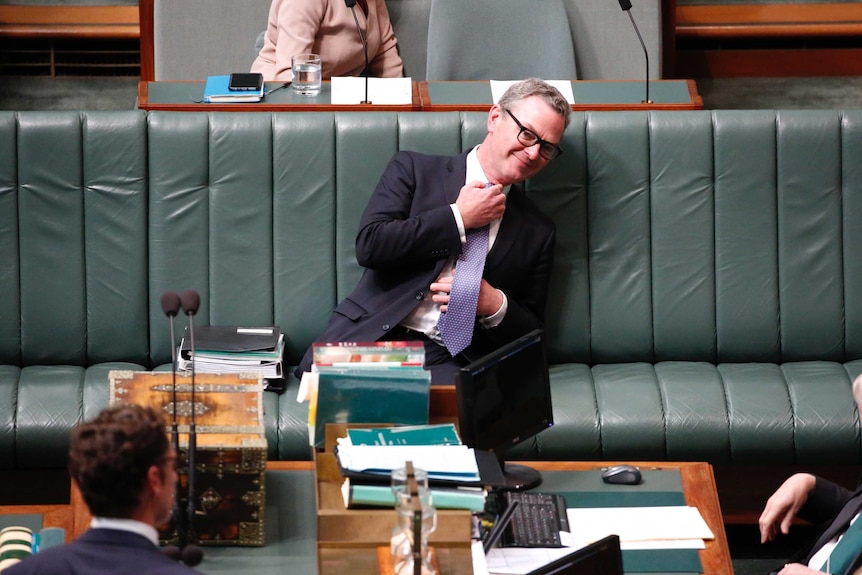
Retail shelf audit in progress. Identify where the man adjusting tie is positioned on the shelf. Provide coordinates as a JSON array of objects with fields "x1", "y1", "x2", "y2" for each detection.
[{"x1": 296, "y1": 78, "x2": 571, "y2": 385}]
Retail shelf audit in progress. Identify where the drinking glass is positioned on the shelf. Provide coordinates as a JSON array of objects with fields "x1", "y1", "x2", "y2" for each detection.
[{"x1": 291, "y1": 53, "x2": 322, "y2": 96}]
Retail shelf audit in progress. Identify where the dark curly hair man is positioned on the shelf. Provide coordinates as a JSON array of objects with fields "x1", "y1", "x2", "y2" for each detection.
[{"x1": 6, "y1": 404, "x2": 202, "y2": 575}]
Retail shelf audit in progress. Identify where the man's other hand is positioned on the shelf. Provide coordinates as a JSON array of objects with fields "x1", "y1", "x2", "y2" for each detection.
[
  {"x1": 431, "y1": 274, "x2": 502, "y2": 317},
  {"x1": 759, "y1": 473, "x2": 817, "y2": 544},
  {"x1": 777, "y1": 562, "x2": 822, "y2": 574}
]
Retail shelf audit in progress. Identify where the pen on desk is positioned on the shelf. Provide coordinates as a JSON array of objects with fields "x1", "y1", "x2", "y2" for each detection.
[
  {"x1": 265, "y1": 82, "x2": 291, "y2": 97},
  {"x1": 483, "y1": 500, "x2": 519, "y2": 553}
]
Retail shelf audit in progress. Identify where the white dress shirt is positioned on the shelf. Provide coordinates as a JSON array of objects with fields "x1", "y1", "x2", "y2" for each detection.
[{"x1": 400, "y1": 146, "x2": 510, "y2": 342}]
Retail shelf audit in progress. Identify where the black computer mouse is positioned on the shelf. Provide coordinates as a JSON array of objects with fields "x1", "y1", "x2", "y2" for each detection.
[{"x1": 601, "y1": 464, "x2": 643, "y2": 485}]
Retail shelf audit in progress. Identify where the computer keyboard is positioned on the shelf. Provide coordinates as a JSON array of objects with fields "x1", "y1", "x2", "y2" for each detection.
[{"x1": 500, "y1": 491, "x2": 570, "y2": 548}]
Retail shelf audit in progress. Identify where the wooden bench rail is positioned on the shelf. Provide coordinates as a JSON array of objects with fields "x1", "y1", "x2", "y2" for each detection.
[
  {"x1": 0, "y1": 6, "x2": 139, "y2": 39},
  {"x1": 677, "y1": 2, "x2": 862, "y2": 39},
  {"x1": 674, "y1": 2, "x2": 862, "y2": 76}
]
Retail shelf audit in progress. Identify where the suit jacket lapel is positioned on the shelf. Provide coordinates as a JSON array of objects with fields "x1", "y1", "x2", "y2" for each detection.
[
  {"x1": 486, "y1": 183, "x2": 526, "y2": 268},
  {"x1": 810, "y1": 492, "x2": 862, "y2": 561},
  {"x1": 441, "y1": 152, "x2": 468, "y2": 205}
]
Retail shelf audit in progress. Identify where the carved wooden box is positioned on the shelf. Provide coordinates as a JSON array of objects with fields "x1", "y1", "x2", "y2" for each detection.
[{"x1": 109, "y1": 370, "x2": 267, "y2": 546}]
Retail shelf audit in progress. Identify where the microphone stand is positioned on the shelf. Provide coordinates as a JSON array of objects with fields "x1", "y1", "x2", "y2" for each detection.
[
  {"x1": 178, "y1": 289, "x2": 203, "y2": 567},
  {"x1": 185, "y1": 295, "x2": 198, "y2": 552},
  {"x1": 618, "y1": 0, "x2": 652, "y2": 104},
  {"x1": 159, "y1": 291, "x2": 187, "y2": 559},
  {"x1": 171, "y1": 312, "x2": 186, "y2": 553},
  {"x1": 347, "y1": 1, "x2": 371, "y2": 104}
]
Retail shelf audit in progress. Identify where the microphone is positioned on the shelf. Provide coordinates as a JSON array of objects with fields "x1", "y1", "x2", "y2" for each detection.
[
  {"x1": 175, "y1": 288, "x2": 203, "y2": 566},
  {"x1": 345, "y1": 0, "x2": 371, "y2": 104},
  {"x1": 162, "y1": 544, "x2": 203, "y2": 566},
  {"x1": 617, "y1": 0, "x2": 652, "y2": 104},
  {"x1": 159, "y1": 291, "x2": 187, "y2": 560},
  {"x1": 159, "y1": 291, "x2": 181, "y2": 457}
]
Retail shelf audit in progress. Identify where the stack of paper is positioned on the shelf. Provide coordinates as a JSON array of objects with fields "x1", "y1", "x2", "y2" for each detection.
[
  {"x1": 335, "y1": 444, "x2": 481, "y2": 483},
  {"x1": 178, "y1": 325, "x2": 284, "y2": 379},
  {"x1": 334, "y1": 424, "x2": 488, "y2": 511},
  {"x1": 565, "y1": 506, "x2": 714, "y2": 549}
]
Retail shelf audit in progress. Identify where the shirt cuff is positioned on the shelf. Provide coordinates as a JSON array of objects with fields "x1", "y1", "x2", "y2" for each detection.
[
  {"x1": 479, "y1": 289, "x2": 507, "y2": 328},
  {"x1": 451, "y1": 204, "x2": 466, "y2": 244}
]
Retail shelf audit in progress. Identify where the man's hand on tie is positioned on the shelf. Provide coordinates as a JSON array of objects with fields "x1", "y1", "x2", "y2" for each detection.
[{"x1": 456, "y1": 181, "x2": 505, "y2": 229}]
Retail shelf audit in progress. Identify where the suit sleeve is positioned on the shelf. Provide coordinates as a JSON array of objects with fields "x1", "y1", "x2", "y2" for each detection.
[
  {"x1": 798, "y1": 476, "x2": 856, "y2": 525},
  {"x1": 269, "y1": 0, "x2": 324, "y2": 81},
  {"x1": 355, "y1": 152, "x2": 462, "y2": 269},
  {"x1": 483, "y1": 223, "x2": 555, "y2": 346}
]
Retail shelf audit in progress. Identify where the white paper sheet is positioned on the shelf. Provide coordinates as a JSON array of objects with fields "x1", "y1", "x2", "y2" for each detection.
[
  {"x1": 336, "y1": 444, "x2": 480, "y2": 481},
  {"x1": 565, "y1": 506, "x2": 714, "y2": 543},
  {"x1": 330, "y1": 76, "x2": 413, "y2": 105}
]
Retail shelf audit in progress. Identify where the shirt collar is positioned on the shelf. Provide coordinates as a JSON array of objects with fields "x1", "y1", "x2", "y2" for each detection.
[
  {"x1": 90, "y1": 517, "x2": 160, "y2": 547},
  {"x1": 467, "y1": 146, "x2": 511, "y2": 196}
]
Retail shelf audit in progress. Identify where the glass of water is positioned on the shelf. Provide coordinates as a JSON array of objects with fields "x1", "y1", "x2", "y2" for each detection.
[{"x1": 291, "y1": 53, "x2": 322, "y2": 96}]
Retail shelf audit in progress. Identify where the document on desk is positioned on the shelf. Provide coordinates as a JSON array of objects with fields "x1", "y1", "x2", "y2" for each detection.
[
  {"x1": 566, "y1": 505, "x2": 714, "y2": 547},
  {"x1": 330, "y1": 77, "x2": 413, "y2": 104},
  {"x1": 335, "y1": 444, "x2": 481, "y2": 482}
]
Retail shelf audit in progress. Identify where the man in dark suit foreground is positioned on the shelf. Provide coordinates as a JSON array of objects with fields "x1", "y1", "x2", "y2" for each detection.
[
  {"x1": 296, "y1": 78, "x2": 571, "y2": 385},
  {"x1": 760, "y1": 375, "x2": 862, "y2": 575},
  {"x1": 6, "y1": 404, "x2": 201, "y2": 575}
]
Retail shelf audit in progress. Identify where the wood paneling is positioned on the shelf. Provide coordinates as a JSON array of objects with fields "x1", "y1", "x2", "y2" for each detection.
[{"x1": 0, "y1": 6, "x2": 139, "y2": 39}]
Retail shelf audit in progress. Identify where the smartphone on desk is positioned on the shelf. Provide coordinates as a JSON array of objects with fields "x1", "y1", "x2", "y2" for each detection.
[{"x1": 228, "y1": 73, "x2": 264, "y2": 91}]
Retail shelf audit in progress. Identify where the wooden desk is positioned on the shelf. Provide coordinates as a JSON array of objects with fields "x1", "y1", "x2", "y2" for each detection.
[
  {"x1": 0, "y1": 460, "x2": 729, "y2": 574},
  {"x1": 419, "y1": 80, "x2": 704, "y2": 111},
  {"x1": 268, "y1": 459, "x2": 732, "y2": 575},
  {"x1": 527, "y1": 461, "x2": 732, "y2": 575},
  {"x1": 138, "y1": 81, "x2": 421, "y2": 112},
  {"x1": 139, "y1": 80, "x2": 703, "y2": 113}
]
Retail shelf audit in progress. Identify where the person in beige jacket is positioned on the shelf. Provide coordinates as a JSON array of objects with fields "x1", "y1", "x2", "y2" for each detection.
[{"x1": 251, "y1": 0, "x2": 403, "y2": 81}]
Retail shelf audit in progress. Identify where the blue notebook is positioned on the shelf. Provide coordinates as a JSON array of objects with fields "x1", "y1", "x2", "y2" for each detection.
[{"x1": 203, "y1": 75, "x2": 264, "y2": 103}]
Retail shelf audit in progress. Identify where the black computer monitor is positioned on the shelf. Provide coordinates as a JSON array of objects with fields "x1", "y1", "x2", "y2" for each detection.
[
  {"x1": 456, "y1": 328, "x2": 553, "y2": 490},
  {"x1": 525, "y1": 535, "x2": 624, "y2": 575}
]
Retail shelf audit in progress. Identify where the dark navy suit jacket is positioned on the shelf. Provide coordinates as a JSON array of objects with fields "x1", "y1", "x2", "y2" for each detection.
[
  {"x1": 297, "y1": 149, "x2": 556, "y2": 375},
  {"x1": 770, "y1": 477, "x2": 862, "y2": 575},
  {"x1": 4, "y1": 528, "x2": 201, "y2": 575}
]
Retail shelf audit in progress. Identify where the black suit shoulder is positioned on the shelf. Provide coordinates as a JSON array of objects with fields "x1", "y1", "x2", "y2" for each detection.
[{"x1": 4, "y1": 529, "x2": 201, "y2": 575}]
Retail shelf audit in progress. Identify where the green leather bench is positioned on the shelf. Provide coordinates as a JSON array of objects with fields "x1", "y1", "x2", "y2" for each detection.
[{"x1": 2, "y1": 109, "x2": 862, "y2": 477}]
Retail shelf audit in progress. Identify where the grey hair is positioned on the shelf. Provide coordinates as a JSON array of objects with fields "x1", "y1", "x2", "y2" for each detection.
[{"x1": 497, "y1": 78, "x2": 571, "y2": 128}]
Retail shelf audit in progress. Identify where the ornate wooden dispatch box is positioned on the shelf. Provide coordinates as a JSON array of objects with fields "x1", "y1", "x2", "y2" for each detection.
[{"x1": 109, "y1": 370, "x2": 267, "y2": 546}]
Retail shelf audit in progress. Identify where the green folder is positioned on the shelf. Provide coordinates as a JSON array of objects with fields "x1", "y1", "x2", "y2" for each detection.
[{"x1": 313, "y1": 367, "x2": 431, "y2": 448}]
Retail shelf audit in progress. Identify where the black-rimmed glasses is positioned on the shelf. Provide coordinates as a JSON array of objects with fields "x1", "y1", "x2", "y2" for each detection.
[{"x1": 504, "y1": 108, "x2": 563, "y2": 160}]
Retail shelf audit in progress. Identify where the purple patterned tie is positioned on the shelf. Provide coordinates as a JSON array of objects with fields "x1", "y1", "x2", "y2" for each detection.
[{"x1": 438, "y1": 223, "x2": 490, "y2": 356}]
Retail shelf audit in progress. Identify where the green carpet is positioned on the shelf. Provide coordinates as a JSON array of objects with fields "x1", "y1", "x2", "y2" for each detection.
[{"x1": 0, "y1": 76, "x2": 140, "y2": 111}]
